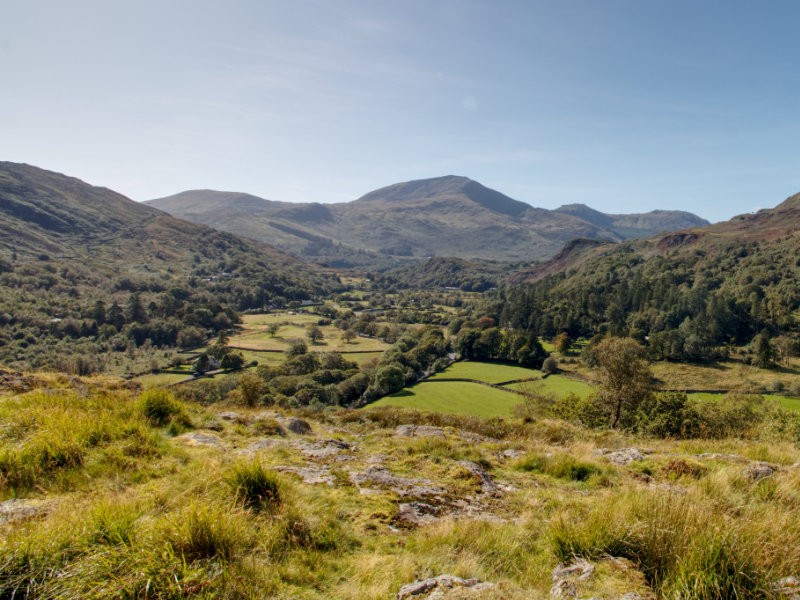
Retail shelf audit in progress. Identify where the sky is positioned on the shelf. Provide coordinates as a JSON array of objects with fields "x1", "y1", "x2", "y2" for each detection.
[{"x1": 2, "y1": 1, "x2": 800, "y2": 223}]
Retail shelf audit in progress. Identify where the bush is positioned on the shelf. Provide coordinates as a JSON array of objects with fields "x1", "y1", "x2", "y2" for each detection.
[{"x1": 542, "y1": 355, "x2": 558, "y2": 374}]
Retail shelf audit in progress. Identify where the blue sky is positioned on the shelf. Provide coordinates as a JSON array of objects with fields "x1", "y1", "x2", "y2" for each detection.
[{"x1": 2, "y1": 1, "x2": 799, "y2": 222}]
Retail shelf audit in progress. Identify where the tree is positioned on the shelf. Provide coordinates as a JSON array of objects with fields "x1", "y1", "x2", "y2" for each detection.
[
  {"x1": 267, "y1": 322, "x2": 280, "y2": 337},
  {"x1": 542, "y1": 355, "x2": 558, "y2": 374},
  {"x1": 236, "y1": 371, "x2": 266, "y2": 406},
  {"x1": 192, "y1": 353, "x2": 210, "y2": 374},
  {"x1": 593, "y1": 337, "x2": 652, "y2": 429},
  {"x1": 306, "y1": 324, "x2": 324, "y2": 344},
  {"x1": 375, "y1": 364, "x2": 406, "y2": 395},
  {"x1": 554, "y1": 332, "x2": 572, "y2": 354},
  {"x1": 341, "y1": 329, "x2": 357, "y2": 344},
  {"x1": 126, "y1": 293, "x2": 148, "y2": 324},
  {"x1": 221, "y1": 351, "x2": 245, "y2": 371},
  {"x1": 286, "y1": 338, "x2": 308, "y2": 357},
  {"x1": 752, "y1": 330, "x2": 775, "y2": 369}
]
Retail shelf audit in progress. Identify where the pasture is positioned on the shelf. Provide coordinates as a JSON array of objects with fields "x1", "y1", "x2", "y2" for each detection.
[
  {"x1": 372, "y1": 381, "x2": 521, "y2": 418},
  {"x1": 506, "y1": 375, "x2": 595, "y2": 399},
  {"x1": 227, "y1": 312, "x2": 391, "y2": 353},
  {"x1": 429, "y1": 361, "x2": 540, "y2": 383}
]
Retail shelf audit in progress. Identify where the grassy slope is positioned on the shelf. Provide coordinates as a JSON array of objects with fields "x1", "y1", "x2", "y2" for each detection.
[{"x1": 3, "y1": 376, "x2": 800, "y2": 598}]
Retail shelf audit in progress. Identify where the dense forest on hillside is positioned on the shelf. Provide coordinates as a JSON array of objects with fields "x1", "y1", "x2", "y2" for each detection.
[
  {"x1": 494, "y1": 233, "x2": 800, "y2": 363},
  {"x1": 0, "y1": 163, "x2": 341, "y2": 374}
]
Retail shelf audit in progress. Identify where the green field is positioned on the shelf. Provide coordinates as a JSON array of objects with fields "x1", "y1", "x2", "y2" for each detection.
[
  {"x1": 371, "y1": 381, "x2": 522, "y2": 417},
  {"x1": 229, "y1": 313, "x2": 391, "y2": 353},
  {"x1": 340, "y1": 351, "x2": 384, "y2": 366},
  {"x1": 429, "y1": 361, "x2": 540, "y2": 384},
  {"x1": 134, "y1": 372, "x2": 192, "y2": 388},
  {"x1": 505, "y1": 375, "x2": 595, "y2": 399}
]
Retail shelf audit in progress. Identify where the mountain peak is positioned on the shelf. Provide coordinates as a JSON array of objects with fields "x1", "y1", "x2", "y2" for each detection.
[{"x1": 355, "y1": 175, "x2": 531, "y2": 217}]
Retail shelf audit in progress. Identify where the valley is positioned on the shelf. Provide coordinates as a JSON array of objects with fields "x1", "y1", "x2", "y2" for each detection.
[{"x1": 1, "y1": 162, "x2": 800, "y2": 599}]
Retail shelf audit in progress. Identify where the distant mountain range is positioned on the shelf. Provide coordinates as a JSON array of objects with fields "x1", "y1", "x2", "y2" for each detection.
[{"x1": 147, "y1": 176, "x2": 709, "y2": 264}]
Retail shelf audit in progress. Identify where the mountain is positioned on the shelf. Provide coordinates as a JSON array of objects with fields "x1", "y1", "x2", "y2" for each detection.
[
  {"x1": 499, "y1": 192, "x2": 800, "y2": 359},
  {"x1": 147, "y1": 176, "x2": 708, "y2": 265},
  {"x1": 555, "y1": 203, "x2": 709, "y2": 238},
  {"x1": 0, "y1": 162, "x2": 337, "y2": 371}
]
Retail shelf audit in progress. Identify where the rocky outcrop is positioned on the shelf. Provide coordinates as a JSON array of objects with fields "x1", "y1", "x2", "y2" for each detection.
[
  {"x1": 550, "y1": 559, "x2": 595, "y2": 598},
  {"x1": 350, "y1": 466, "x2": 445, "y2": 498},
  {"x1": 744, "y1": 461, "x2": 778, "y2": 481},
  {"x1": 595, "y1": 448, "x2": 648, "y2": 465},
  {"x1": 397, "y1": 575, "x2": 496, "y2": 599}
]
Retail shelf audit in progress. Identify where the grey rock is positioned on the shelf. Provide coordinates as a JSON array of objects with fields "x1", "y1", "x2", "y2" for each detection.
[
  {"x1": 350, "y1": 466, "x2": 445, "y2": 497},
  {"x1": 0, "y1": 499, "x2": 47, "y2": 525},
  {"x1": 595, "y1": 448, "x2": 647, "y2": 465},
  {"x1": 297, "y1": 438, "x2": 353, "y2": 459},
  {"x1": 772, "y1": 576, "x2": 800, "y2": 599},
  {"x1": 397, "y1": 575, "x2": 493, "y2": 599},
  {"x1": 457, "y1": 461, "x2": 498, "y2": 493},
  {"x1": 241, "y1": 438, "x2": 285, "y2": 453},
  {"x1": 175, "y1": 431, "x2": 224, "y2": 447},
  {"x1": 499, "y1": 449, "x2": 525, "y2": 460},
  {"x1": 284, "y1": 417, "x2": 312, "y2": 435},
  {"x1": 551, "y1": 559, "x2": 595, "y2": 598},
  {"x1": 745, "y1": 461, "x2": 777, "y2": 481},
  {"x1": 397, "y1": 502, "x2": 442, "y2": 526},
  {"x1": 552, "y1": 558, "x2": 595, "y2": 583},
  {"x1": 396, "y1": 424, "x2": 446, "y2": 438},
  {"x1": 549, "y1": 579, "x2": 576, "y2": 598},
  {"x1": 274, "y1": 466, "x2": 335, "y2": 486},
  {"x1": 218, "y1": 411, "x2": 248, "y2": 423}
]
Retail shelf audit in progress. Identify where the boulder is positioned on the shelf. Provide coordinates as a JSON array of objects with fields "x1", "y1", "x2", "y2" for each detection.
[
  {"x1": 550, "y1": 559, "x2": 595, "y2": 598},
  {"x1": 744, "y1": 461, "x2": 777, "y2": 481},
  {"x1": 284, "y1": 417, "x2": 312, "y2": 435}
]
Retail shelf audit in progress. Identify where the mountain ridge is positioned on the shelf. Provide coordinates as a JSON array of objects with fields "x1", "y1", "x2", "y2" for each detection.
[{"x1": 147, "y1": 176, "x2": 709, "y2": 265}]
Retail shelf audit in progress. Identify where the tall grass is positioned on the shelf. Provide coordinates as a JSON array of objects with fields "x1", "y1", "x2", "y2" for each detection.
[
  {"x1": 0, "y1": 389, "x2": 164, "y2": 493},
  {"x1": 549, "y1": 490, "x2": 774, "y2": 598}
]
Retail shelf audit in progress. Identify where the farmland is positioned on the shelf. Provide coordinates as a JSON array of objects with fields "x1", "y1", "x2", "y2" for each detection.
[
  {"x1": 372, "y1": 361, "x2": 596, "y2": 417},
  {"x1": 228, "y1": 313, "x2": 392, "y2": 353}
]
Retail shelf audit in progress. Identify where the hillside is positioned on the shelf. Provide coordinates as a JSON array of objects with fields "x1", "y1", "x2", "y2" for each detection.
[
  {"x1": 498, "y1": 192, "x2": 800, "y2": 360},
  {"x1": 148, "y1": 176, "x2": 709, "y2": 264},
  {"x1": 0, "y1": 162, "x2": 338, "y2": 372},
  {"x1": 3, "y1": 374, "x2": 800, "y2": 598}
]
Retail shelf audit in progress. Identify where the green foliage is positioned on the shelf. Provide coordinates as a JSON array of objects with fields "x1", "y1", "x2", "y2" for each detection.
[{"x1": 593, "y1": 337, "x2": 653, "y2": 429}]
